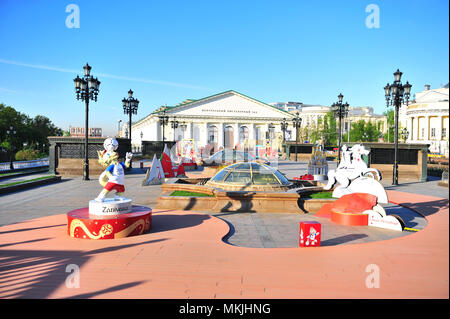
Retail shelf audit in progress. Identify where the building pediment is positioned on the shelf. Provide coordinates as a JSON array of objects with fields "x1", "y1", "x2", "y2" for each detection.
[{"x1": 164, "y1": 91, "x2": 293, "y2": 119}]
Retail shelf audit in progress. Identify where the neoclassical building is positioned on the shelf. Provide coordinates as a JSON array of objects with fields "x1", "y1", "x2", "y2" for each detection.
[
  {"x1": 132, "y1": 90, "x2": 389, "y2": 154},
  {"x1": 401, "y1": 83, "x2": 449, "y2": 155},
  {"x1": 131, "y1": 90, "x2": 296, "y2": 154}
]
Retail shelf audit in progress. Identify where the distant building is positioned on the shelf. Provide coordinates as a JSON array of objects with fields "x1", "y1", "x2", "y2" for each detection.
[
  {"x1": 269, "y1": 101, "x2": 303, "y2": 112},
  {"x1": 401, "y1": 83, "x2": 449, "y2": 156},
  {"x1": 131, "y1": 90, "x2": 294, "y2": 154},
  {"x1": 69, "y1": 126, "x2": 103, "y2": 137},
  {"x1": 346, "y1": 106, "x2": 388, "y2": 134}
]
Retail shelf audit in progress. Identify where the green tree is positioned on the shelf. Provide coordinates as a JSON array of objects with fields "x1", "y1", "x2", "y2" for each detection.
[
  {"x1": 0, "y1": 103, "x2": 62, "y2": 160},
  {"x1": 349, "y1": 120, "x2": 382, "y2": 142},
  {"x1": 0, "y1": 103, "x2": 29, "y2": 154},
  {"x1": 321, "y1": 111, "x2": 337, "y2": 146},
  {"x1": 383, "y1": 109, "x2": 395, "y2": 142}
]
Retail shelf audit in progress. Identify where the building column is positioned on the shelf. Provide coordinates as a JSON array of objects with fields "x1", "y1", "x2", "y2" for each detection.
[
  {"x1": 233, "y1": 123, "x2": 239, "y2": 149},
  {"x1": 217, "y1": 122, "x2": 224, "y2": 149}
]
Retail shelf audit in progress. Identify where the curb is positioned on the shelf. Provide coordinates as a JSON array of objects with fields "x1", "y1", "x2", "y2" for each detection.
[
  {"x1": 0, "y1": 176, "x2": 62, "y2": 195},
  {"x1": 0, "y1": 168, "x2": 49, "y2": 181}
]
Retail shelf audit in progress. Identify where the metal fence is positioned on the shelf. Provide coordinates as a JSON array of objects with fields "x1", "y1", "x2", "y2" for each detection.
[{"x1": 0, "y1": 158, "x2": 49, "y2": 171}]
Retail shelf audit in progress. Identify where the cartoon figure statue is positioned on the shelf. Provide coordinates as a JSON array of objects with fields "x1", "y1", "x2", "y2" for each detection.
[
  {"x1": 305, "y1": 227, "x2": 320, "y2": 246},
  {"x1": 323, "y1": 144, "x2": 388, "y2": 203},
  {"x1": 324, "y1": 144, "x2": 380, "y2": 190},
  {"x1": 95, "y1": 137, "x2": 133, "y2": 202}
]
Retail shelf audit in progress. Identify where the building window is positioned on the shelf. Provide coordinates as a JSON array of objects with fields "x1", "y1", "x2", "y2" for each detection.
[
  {"x1": 239, "y1": 126, "x2": 249, "y2": 143},
  {"x1": 431, "y1": 128, "x2": 436, "y2": 139},
  {"x1": 208, "y1": 125, "x2": 218, "y2": 145},
  {"x1": 442, "y1": 128, "x2": 447, "y2": 139},
  {"x1": 421, "y1": 128, "x2": 425, "y2": 139}
]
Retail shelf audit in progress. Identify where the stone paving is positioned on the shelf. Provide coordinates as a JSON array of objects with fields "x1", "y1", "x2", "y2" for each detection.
[
  {"x1": 0, "y1": 160, "x2": 443, "y2": 248},
  {"x1": 213, "y1": 203, "x2": 427, "y2": 248},
  {"x1": 0, "y1": 160, "x2": 448, "y2": 299},
  {"x1": 0, "y1": 168, "x2": 160, "y2": 227}
]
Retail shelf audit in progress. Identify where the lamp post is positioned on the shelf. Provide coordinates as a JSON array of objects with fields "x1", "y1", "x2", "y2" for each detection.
[
  {"x1": 384, "y1": 69, "x2": 412, "y2": 185},
  {"x1": 401, "y1": 128, "x2": 409, "y2": 143},
  {"x1": 122, "y1": 89, "x2": 139, "y2": 168},
  {"x1": 171, "y1": 117, "x2": 179, "y2": 142},
  {"x1": 292, "y1": 112, "x2": 302, "y2": 161},
  {"x1": 158, "y1": 109, "x2": 169, "y2": 142},
  {"x1": 332, "y1": 93, "x2": 349, "y2": 165},
  {"x1": 117, "y1": 120, "x2": 122, "y2": 137},
  {"x1": 6, "y1": 125, "x2": 16, "y2": 170},
  {"x1": 122, "y1": 89, "x2": 139, "y2": 142},
  {"x1": 280, "y1": 118, "x2": 288, "y2": 158},
  {"x1": 73, "y1": 63, "x2": 101, "y2": 181}
]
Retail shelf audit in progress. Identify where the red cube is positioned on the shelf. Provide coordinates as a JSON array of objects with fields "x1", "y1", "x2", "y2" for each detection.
[{"x1": 299, "y1": 221, "x2": 321, "y2": 247}]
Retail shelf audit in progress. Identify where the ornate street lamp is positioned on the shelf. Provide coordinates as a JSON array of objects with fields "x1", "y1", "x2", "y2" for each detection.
[
  {"x1": 123, "y1": 89, "x2": 139, "y2": 168},
  {"x1": 332, "y1": 93, "x2": 349, "y2": 164},
  {"x1": 117, "y1": 119, "x2": 122, "y2": 137},
  {"x1": 280, "y1": 118, "x2": 288, "y2": 158},
  {"x1": 384, "y1": 69, "x2": 412, "y2": 185},
  {"x1": 122, "y1": 89, "x2": 139, "y2": 141},
  {"x1": 158, "y1": 108, "x2": 169, "y2": 142},
  {"x1": 401, "y1": 128, "x2": 409, "y2": 143},
  {"x1": 6, "y1": 125, "x2": 16, "y2": 170},
  {"x1": 73, "y1": 63, "x2": 101, "y2": 180},
  {"x1": 171, "y1": 117, "x2": 179, "y2": 142},
  {"x1": 280, "y1": 118, "x2": 288, "y2": 142},
  {"x1": 292, "y1": 112, "x2": 302, "y2": 161}
]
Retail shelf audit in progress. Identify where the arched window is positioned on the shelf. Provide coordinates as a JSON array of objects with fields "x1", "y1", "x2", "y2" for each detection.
[
  {"x1": 224, "y1": 126, "x2": 234, "y2": 149},
  {"x1": 239, "y1": 126, "x2": 249, "y2": 143}
]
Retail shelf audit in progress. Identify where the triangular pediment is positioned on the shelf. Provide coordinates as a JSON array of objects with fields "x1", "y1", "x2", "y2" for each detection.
[{"x1": 164, "y1": 91, "x2": 293, "y2": 119}]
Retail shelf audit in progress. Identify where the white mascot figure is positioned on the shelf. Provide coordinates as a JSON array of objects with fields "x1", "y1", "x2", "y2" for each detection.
[
  {"x1": 324, "y1": 144, "x2": 388, "y2": 203},
  {"x1": 95, "y1": 137, "x2": 133, "y2": 202}
]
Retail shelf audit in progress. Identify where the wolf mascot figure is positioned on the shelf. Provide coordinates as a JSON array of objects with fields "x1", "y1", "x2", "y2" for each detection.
[{"x1": 95, "y1": 137, "x2": 133, "y2": 202}]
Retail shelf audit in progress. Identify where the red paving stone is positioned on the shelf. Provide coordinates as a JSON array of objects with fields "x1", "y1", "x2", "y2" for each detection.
[{"x1": 0, "y1": 190, "x2": 448, "y2": 299}]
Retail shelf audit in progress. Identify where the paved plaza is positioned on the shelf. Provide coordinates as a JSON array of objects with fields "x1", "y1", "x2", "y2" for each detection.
[{"x1": 0, "y1": 160, "x2": 448, "y2": 298}]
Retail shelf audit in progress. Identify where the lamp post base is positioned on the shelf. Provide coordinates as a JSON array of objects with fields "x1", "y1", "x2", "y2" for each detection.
[{"x1": 83, "y1": 162, "x2": 90, "y2": 181}]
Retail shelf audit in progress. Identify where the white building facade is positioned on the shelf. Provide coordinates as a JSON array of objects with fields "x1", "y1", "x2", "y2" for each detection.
[
  {"x1": 401, "y1": 84, "x2": 449, "y2": 156},
  {"x1": 132, "y1": 91, "x2": 295, "y2": 154}
]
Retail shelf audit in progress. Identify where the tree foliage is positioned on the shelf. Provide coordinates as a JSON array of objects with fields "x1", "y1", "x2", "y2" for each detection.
[
  {"x1": 0, "y1": 103, "x2": 62, "y2": 158},
  {"x1": 321, "y1": 111, "x2": 338, "y2": 146},
  {"x1": 383, "y1": 109, "x2": 395, "y2": 142}
]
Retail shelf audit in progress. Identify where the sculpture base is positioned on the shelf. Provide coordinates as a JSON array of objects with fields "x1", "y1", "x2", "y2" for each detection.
[
  {"x1": 67, "y1": 205, "x2": 152, "y2": 239},
  {"x1": 89, "y1": 198, "x2": 132, "y2": 216},
  {"x1": 332, "y1": 177, "x2": 388, "y2": 204}
]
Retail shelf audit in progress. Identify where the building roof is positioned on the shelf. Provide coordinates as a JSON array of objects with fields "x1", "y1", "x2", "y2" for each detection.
[
  {"x1": 133, "y1": 90, "x2": 294, "y2": 126},
  {"x1": 153, "y1": 90, "x2": 292, "y2": 116}
]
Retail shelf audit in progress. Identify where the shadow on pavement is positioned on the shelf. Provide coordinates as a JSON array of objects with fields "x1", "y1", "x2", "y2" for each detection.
[
  {"x1": 0, "y1": 238, "x2": 167, "y2": 298},
  {"x1": 149, "y1": 213, "x2": 210, "y2": 234}
]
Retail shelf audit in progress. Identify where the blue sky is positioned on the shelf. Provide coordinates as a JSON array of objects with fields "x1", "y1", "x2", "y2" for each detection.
[{"x1": 0, "y1": 0, "x2": 448, "y2": 136}]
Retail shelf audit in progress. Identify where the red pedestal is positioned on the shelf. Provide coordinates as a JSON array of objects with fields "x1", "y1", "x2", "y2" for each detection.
[
  {"x1": 67, "y1": 205, "x2": 152, "y2": 239},
  {"x1": 330, "y1": 210, "x2": 369, "y2": 226},
  {"x1": 299, "y1": 221, "x2": 321, "y2": 247}
]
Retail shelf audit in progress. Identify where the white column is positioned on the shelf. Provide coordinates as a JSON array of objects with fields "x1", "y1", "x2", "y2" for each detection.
[
  {"x1": 185, "y1": 122, "x2": 191, "y2": 139},
  {"x1": 233, "y1": 123, "x2": 239, "y2": 148},
  {"x1": 217, "y1": 122, "x2": 223, "y2": 149}
]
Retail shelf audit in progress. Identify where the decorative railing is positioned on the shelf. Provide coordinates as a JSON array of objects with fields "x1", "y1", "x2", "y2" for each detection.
[{"x1": 0, "y1": 158, "x2": 49, "y2": 171}]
